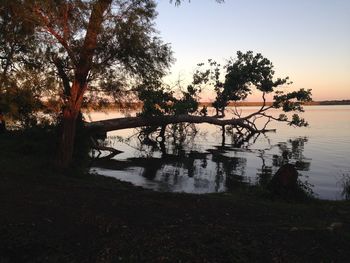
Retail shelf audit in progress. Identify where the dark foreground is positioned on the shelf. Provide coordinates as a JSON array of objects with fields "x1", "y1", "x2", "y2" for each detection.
[{"x1": 1, "y1": 131, "x2": 350, "y2": 262}]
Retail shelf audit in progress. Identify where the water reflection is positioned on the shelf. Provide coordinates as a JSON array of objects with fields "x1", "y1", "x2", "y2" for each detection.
[
  {"x1": 92, "y1": 129, "x2": 312, "y2": 194},
  {"x1": 88, "y1": 106, "x2": 350, "y2": 199},
  {"x1": 340, "y1": 174, "x2": 350, "y2": 200},
  {"x1": 257, "y1": 137, "x2": 311, "y2": 187}
]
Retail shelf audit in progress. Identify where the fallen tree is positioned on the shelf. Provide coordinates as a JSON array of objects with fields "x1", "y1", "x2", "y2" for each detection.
[
  {"x1": 1, "y1": 0, "x2": 310, "y2": 169},
  {"x1": 86, "y1": 51, "x2": 312, "y2": 146},
  {"x1": 86, "y1": 114, "x2": 272, "y2": 134}
]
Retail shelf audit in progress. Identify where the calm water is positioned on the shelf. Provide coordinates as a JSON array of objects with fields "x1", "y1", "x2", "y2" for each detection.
[{"x1": 89, "y1": 106, "x2": 350, "y2": 200}]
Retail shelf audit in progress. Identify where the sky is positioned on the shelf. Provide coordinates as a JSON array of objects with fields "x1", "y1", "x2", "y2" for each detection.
[{"x1": 155, "y1": 0, "x2": 350, "y2": 102}]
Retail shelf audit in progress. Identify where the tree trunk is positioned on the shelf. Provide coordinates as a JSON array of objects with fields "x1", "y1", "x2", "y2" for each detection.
[
  {"x1": 53, "y1": 0, "x2": 111, "y2": 169},
  {"x1": 86, "y1": 114, "x2": 265, "y2": 134},
  {"x1": 55, "y1": 106, "x2": 79, "y2": 169},
  {"x1": 55, "y1": 80, "x2": 86, "y2": 169}
]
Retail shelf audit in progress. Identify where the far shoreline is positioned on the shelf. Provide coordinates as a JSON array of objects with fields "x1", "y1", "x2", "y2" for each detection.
[
  {"x1": 83, "y1": 99, "x2": 350, "y2": 111},
  {"x1": 200, "y1": 100, "x2": 350, "y2": 107}
]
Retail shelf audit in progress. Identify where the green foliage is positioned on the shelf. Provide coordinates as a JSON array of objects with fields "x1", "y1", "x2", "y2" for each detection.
[
  {"x1": 289, "y1": 114, "x2": 308, "y2": 127},
  {"x1": 195, "y1": 51, "x2": 293, "y2": 116},
  {"x1": 1, "y1": 86, "x2": 41, "y2": 128},
  {"x1": 193, "y1": 51, "x2": 312, "y2": 127},
  {"x1": 0, "y1": 63, "x2": 59, "y2": 128},
  {"x1": 0, "y1": 0, "x2": 60, "y2": 128},
  {"x1": 273, "y1": 89, "x2": 312, "y2": 112},
  {"x1": 137, "y1": 51, "x2": 313, "y2": 131},
  {"x1": 137, "y1": 79, "x2": 201, "y2": 117},
  {"x1": 93, "y1": 0, "x2": 173, "y2": 90},
  {"x1": 137, "y1": 81, "x2": 175, "y2": 116},
  {"x1": 172, "y1": 85, "x2": 199, "y2": 115},
  {"x1": 0, "y1": 0, "x2": 173, "y2": 123},
  {"x1": 272, "y1": 88, "x2": 312, "y2": 127}
]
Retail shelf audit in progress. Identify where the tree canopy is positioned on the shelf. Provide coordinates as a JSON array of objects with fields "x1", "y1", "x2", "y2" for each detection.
[
  {"x1": 1, "y1": 0, "x2": 172, "y2": 101},
  {"x1": 0, "y1": 0, "x2": 312, "y2": 168},
  {"x1": 0, "y1": 0, "x2": 175, "y2": 167},
  {"x1": 135, "y1": 51, "x2": 312, "y2": 127}
]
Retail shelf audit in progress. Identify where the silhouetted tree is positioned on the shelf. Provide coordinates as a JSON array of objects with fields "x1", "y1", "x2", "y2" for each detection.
[
  {"x1": 0, "y1": 1, "x2": 56, "y2": 128},
  {"x1": 89, "y1": 51, "x2": 311, "y2": 139},
  {"x1": 0, "y1": 0, "x2": 173, "y2": 168},
  {"x1": 1, "y1": 1, "x2": 311, "y2": 170}
]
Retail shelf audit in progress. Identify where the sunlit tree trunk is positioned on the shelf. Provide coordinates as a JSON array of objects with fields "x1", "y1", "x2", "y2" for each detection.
[
  {"x1": 56, "y1": 81, "x2": 85, "y2": 168},
  {"x1": 54, "y1": 0, "x2": 112, "y2": 169}
]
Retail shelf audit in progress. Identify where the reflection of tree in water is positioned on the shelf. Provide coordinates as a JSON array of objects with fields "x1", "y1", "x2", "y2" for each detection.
[
  {"x1": 207, "y1": 147, "x2": 247, "y2": 191},
  {"x1": 273, "y1": 137, "x2": 310, "y2": 170},
  {"x1": 134, "y1": 123, "x2": 200, "y2": 157},
  {"x1": 123, "y1": 150, "x2": 247, "y2": 192},
  {"x1": 257, "y1": 137, "x2": 311, "y2": 187},
  {"x1": 135, "y1": 124, "x2": 249, "y2": 191},
  {"x1": 94, "y1": 125, "x2": 312, "y2": 193},
  {"x1": 340, "y1": 174, "x2": 350, "y2": 200}
]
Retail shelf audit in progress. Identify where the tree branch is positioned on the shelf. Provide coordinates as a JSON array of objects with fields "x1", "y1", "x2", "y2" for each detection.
[
  {"x1": 51, "y1": 56, "x2": 71, "y2": 97},
  {"x1": 33, "y1": 6, "x2": 77, "y2": 65},
  {"x1": 86, "y1": 114, "x2": 276, "y2": 134},
  {"x1": 76, "y1": 0, "x2": 112, "y2": 83}
]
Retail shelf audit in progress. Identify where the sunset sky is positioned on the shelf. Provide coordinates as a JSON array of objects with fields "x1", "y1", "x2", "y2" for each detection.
[{"x1": 155, "y1": 0, "x2": 350, "y2": 102}]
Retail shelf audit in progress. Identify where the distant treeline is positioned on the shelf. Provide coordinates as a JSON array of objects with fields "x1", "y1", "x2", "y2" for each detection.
[
  {"x1": 78, "y1": 100, "x2": 350, "y2": 111},
  {"x1": 317, "y1": 100, "x2": 350, "y2": 105},
  {"x1": 198, "y1": 100, "x2": 350, "y2": 107}
]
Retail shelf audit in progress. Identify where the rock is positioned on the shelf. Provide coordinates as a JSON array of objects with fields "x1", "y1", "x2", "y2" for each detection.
[
  {"x1": 272, "y1": 163, "x2": 298, "y2": 189},
  {"x1": 268, "y1": 164, "x2": 301, "y2": 198}
]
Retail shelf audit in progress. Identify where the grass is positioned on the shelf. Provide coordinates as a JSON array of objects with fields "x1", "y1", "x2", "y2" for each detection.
[{"x1": 1, "y1": 129, "x2": 350, "y2": 262}]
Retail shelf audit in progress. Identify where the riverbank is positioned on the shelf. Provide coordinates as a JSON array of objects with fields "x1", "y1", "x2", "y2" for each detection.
[{"x1": 1, "y1": 131, "x2": 350, "y2": 262}]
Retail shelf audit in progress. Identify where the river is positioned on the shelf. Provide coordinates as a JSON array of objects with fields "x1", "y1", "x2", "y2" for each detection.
[{"x1": 88, "y1": 105, "x2": 350, "y2": 200}]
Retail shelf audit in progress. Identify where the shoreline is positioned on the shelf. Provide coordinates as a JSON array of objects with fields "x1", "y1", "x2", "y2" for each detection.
[{"x1": 81, "y1": 100, "x2": 350, "y2": 111}]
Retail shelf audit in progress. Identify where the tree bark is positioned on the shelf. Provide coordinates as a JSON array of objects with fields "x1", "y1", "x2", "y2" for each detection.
[
  {"x1": 56, "y1": 108, "x2": 78, "y2": 168},
  {"x1": 54, "y1": 0, "x2": 112, "y2": 169},
  {"x1": 86, "y1": 114, "x2": 276, "y2": 134},
  {"x1": 55, "y1": 80, "x2": 85, "y2": 168}
]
